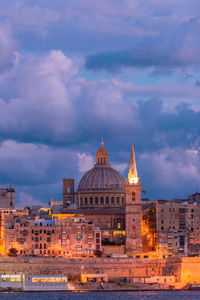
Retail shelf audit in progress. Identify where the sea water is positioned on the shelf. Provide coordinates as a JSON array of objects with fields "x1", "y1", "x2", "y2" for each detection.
[{"x1": 0, "y1": 291, "x2": 200, "y2": 300}]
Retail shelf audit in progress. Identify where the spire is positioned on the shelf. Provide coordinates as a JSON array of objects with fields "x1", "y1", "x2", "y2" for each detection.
[
  {"x1": 128, "y1": 143, "x2": 139, "y2": 184},
  {"x1": 101, "y1": 137, "x2": 104, "y2": 147}
]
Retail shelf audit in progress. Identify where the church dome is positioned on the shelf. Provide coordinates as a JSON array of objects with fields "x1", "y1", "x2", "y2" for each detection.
[
  {"x1": 77, "y1": 139, "x2": 124, "y2": 193},
  {"x1": 77, "y1": 166, "x2": 124, "y2": 192}
]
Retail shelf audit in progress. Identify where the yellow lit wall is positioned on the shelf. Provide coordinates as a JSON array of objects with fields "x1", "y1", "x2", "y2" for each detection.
[{"x1": 181, "y1": 257, "x2": 200, "y2": 284}]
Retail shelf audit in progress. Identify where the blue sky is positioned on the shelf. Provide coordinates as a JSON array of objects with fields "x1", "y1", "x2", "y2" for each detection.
[{"x1": 0, "y1": 0, "x2": 200, "y2": 205}]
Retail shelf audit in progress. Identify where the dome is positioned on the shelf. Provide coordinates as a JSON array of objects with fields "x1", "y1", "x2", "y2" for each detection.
[{"x1": 77, "y1": 166, "x2": 124, "y2": 193}]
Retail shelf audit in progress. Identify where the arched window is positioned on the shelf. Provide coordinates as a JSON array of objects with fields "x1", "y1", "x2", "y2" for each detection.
[
  {"x1": 116, "y1": 197, "x2": 119, "y2": 204},
  {"x1": 80, "y1": 197, "x2": 83, "y2": 205},
  {"x1": 100, "y1": 197, "x2": 104, "y2": 204},
  {"x1": 90, "y1": 197, "x2": 93, "y2": 204},
  {"x1": 85, "y1": 197, "x2": 88, "y2": 204},
  {"x1": 111, "y1": 197, "x2": 114, "y2": 204},
  {"x1": 106, "y1": 197, "x2": 109, "y2": 204},
  {"x1": 132, "y1": 192, "x2": 135, "y2": 201},
  {"x1": 95, "y1": 197, "x2": 98, "y2": 204}
]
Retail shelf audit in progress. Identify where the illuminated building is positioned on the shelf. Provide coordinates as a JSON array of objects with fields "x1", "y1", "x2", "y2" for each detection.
[
  {"x1": 143, "y1": 198, "x2": 200, "y2": 257},
  {"x1": 60, "y1": 140, "x2": 127, "y2": 247},
  {"x1": 2, "y1": 214, "x2": 100, "y2": 257}
]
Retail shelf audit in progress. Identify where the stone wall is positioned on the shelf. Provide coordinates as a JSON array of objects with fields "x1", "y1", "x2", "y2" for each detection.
[
  {"x1": 0, "y1": 257, "x2": 166, "y2": 278},
  {"x1": 1, "y1": 257, "x2": 200, "y2": 284},
  {"x1": 180, "y1": 257, "x2": 200, "y2": 283}
]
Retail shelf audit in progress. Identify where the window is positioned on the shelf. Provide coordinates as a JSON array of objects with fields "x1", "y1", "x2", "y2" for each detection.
[
  {"x1": 85, "y1": 197, "x2": 88, "y2": 204},
  {"x1": 111, "y1": 197, "x2": 114, "y2": 204},
  {"x1": 106, "y1": 197, "x2": 109, "y2": 204},
  {"x1": 67, "y1": 186, "x2": 70, "y2": 193},
  {"x1": 100, "y1": 197, "x2": 104, "y2": 204},
  {"x1": 90, "y1": 197, "x2": 93, "y2": 204},
  {"x1": 95, "y1": 197, "x2": 98, "y2": 204},
  {"x1": 116, "y1": 197, "x2": 119, "y2": 204},
  {"x1": 132, "y1": 192, "x2": 135, "y2": 201},
  {"x1": 107, "y1": 223, "x2": 111, "y2": 229}
]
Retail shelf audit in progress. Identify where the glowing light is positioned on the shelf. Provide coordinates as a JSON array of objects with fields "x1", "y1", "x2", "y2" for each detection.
[{"x1": 129, "y1": 177, "x2": 138, "y2": 184}]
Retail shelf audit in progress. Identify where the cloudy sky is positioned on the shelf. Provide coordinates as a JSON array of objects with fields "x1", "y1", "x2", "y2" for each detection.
[{"x1": 1, "y1": 0, "x2": 200, "y2": 205}]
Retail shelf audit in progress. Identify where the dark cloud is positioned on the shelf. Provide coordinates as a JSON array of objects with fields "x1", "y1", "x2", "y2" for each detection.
[{"x1": 85, "y1": 16, "x2": 200, "y2": 73}]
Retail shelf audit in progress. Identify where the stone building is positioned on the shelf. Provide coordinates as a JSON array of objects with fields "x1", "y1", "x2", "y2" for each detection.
[
  {"x1": 58, "y1": 140, "x2": 128, "y2": 247},
  {"x1": 0, "y1": 186, "x2": 15, "y2": 209},
  {"x1": 57, "y1": 140, "x2": 143, "y2": 251},
  {"x1": 143, "y1": 198, "x2": 200, "y2": 257},
  {"x1": 2, "y1": 213, "x2": 101, "y2": 257}
]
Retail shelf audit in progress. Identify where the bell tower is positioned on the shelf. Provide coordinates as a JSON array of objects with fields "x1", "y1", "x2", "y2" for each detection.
[{"x1": 125, "y1": 144, "x2": 142, "y2": 254}]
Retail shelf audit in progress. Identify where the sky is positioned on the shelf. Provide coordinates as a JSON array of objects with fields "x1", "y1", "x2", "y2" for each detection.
[{"x1": 0, "y1": 0, "x2": 200, "y2": 205}]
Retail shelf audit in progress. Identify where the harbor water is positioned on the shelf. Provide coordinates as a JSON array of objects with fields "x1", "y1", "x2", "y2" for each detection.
[{"x1": 1, "y1": 291, "x2": 200, "y2": 300}]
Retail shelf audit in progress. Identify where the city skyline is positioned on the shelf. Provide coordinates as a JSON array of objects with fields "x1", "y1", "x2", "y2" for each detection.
[{"x1": 0, "y1": 1, "x2": 200, "y2": 204}]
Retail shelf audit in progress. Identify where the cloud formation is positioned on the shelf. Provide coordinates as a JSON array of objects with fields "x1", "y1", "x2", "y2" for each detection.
[{"x1": 0, "y1": 0, "x2": 199, "y2": 204}]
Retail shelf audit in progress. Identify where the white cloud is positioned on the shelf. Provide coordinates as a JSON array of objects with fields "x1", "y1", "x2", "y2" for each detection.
[
  {"x1": 0, "y1": 140, "x2": 76, "y2": 185},
  {"x1": 112, "y1": 162, "x2": 128, "y2": 173},
  {"x1": 139, "y1": 147, "x2": 200, "y2": 199},
  {"x1": 77, "y1": 153, "x2": 94, "y2": 173}
]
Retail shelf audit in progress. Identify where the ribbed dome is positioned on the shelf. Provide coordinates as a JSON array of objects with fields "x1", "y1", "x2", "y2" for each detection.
[{"x1": 77, "y1": 166, "x2": 124, "y2": 192}]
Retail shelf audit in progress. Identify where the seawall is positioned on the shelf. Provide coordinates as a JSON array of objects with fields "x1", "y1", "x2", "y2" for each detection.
[{"x1": 0, "y1": 257, "x2": 167, "y2": 278}]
